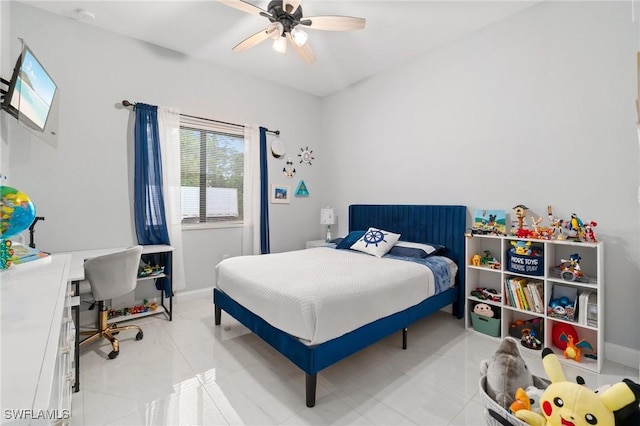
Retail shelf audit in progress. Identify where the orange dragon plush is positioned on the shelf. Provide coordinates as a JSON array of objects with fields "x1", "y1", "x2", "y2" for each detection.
[{"x1": 560, "y1": 333, "x2": 593, "y2": 362}]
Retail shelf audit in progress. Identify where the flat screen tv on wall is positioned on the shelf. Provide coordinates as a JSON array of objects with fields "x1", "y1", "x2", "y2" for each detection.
[{"x1": 2, "y1": 44, "x2": 57, "y2": 132}]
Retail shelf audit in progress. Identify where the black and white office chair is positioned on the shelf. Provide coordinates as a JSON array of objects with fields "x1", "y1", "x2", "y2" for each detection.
[{"x1": 80, "y1": 245, "x2": 144, "y2": 359}]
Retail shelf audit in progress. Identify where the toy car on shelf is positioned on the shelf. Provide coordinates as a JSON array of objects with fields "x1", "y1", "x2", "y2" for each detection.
[
  {"x1": 138, "y1": 264, "x2": 165, "y2": 278},
  {"x1": 471, "y1": 287, "x2": 502, "y2": 302}
]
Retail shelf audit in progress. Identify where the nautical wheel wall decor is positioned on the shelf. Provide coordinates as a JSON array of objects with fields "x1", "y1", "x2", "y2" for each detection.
[{"x1": 298, "y1": 146, "x2": 314, "y2": 165}]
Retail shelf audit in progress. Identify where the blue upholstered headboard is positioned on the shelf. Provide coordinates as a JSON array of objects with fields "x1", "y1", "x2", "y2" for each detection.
[{"x1": 348, "y1": 204, "x2": 467, "y2": 315}]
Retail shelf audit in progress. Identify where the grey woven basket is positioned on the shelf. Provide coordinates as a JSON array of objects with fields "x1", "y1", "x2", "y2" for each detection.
[{"x1": 479, "y1": 375, "x2": 549, "y2": 426}]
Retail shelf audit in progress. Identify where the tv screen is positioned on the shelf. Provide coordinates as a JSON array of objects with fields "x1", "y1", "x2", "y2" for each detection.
[{"x1": 2, "y1": 45, "x2": 57, "y2": 132}]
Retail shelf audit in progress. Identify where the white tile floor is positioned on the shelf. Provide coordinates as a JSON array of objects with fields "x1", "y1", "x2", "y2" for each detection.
[{"x1": 71, "y1": 294, "x2": 639, "y2": 425}]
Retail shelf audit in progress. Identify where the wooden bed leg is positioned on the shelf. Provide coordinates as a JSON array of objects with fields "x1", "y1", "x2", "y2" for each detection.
[
  {"x1": 306, "y1": 373, "x2": 317, "y2": 407},
  {"x1": 215, "y1": 306, "x2": 221, "y2": 325},
  {"x1": 402, "y1": 327, "x2": 408, "y2": 350}
]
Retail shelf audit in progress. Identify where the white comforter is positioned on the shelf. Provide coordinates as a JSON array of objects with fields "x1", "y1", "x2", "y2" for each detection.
[{"x1": 215, "y1": 247, "x2": 449, "y2": 346}]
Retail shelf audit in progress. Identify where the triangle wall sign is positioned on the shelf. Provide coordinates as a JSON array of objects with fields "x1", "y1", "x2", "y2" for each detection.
[{"x1": 295, "y1": 180, "x2": 309, "y2": 197}]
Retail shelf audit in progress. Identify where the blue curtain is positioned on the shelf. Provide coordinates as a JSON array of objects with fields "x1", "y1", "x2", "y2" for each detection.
[
  {"x1": 134, "y1": 103, "x2": 171, "y2": 296},
  {"x1": 259, "y1": 127, "x2": 270, "y2": 254}
]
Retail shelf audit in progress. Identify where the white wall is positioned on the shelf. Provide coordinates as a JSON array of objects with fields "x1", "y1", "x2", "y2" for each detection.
[
  {"x1": 5, "y1": 2, "x2": 323, "y2": 293},
  {"x1": 322, "y1": 1, "x2": 639, "y2": 352},
  {"x1": 0, "y1": 1, "x2": 11, "y2": 176}
]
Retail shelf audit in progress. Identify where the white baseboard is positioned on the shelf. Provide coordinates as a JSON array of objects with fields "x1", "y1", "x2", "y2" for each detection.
[
  {"x1": 605, "y1": 341, "x2": 640, "y2": 370},
  {"x1": 174, "y1": 287, "x2": 214, "y2": 303}
]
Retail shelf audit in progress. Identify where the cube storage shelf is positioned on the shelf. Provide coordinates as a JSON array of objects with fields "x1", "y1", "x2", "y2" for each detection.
[{"x1": 465, "y1": 234, "x2": 604, "y2": 373}]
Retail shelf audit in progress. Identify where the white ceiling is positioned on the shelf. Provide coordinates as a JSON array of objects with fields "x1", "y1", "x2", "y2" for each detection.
[{"x1": 19, "y1": 0, "x2": 542, "y2": 97}]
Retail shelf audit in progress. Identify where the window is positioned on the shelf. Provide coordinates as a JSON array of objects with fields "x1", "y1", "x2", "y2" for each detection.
[{"x1": 180, "y1": 118, "x2": 244, "y2": 225}]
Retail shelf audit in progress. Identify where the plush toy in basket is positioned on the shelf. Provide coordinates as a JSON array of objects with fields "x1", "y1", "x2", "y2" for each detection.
[
  {"x1": 480, "y1": 337, "x2": 550, "y2": 426},
  {"x1": 480, "y1": 338, "x2": 640, "y2": 426},
  {"x1": 514, "y1": 348, "x2": 640, "y2": 426}
]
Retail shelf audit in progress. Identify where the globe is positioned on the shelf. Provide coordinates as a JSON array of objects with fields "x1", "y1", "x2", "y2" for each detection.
[{"x1": 0, "y1": 186, "x2": 36, "y2": 239}]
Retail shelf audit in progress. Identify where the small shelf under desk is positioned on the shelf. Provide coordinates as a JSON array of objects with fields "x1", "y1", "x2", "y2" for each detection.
[{"x1": 63, "y1": 244, "x2": 174, "y2": 393}]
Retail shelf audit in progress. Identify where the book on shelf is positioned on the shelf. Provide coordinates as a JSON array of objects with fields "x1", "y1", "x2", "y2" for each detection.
[
  {"x1": 504, "y1": 280, "x2": 515, "y2": 308},
  {"x1": 578, "y1": 290, "x2": 598, "y2": 327},
  {"x1": 505, "y1": 278, "x2": 518, "y2": 308},
  {"x1": 535, "y1": 282, "x2": 544, "y2": 311},
  {"x1": 587, "y1": 291, "x2": 597, "y2": 327},
  {"x1": 522, "y1": 285, "x2": 536, "y2": 313},
  {"x1": 527, "y1": 282, "x2": 543, "y2": 313},
  {"x1": 505, "y1": 278, "x2": 526, "y2": 310},
  {"x1": 8, "y1": 243, "x2": 51, "y2": 267},
  {"x1": 515, "y1": 280, "x2": 530, "y2": 311}
]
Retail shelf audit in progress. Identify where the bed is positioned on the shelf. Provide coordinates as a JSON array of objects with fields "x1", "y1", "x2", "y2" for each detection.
[{"x1": 213, "y1": 204, "x2": 467, "y2": 407}]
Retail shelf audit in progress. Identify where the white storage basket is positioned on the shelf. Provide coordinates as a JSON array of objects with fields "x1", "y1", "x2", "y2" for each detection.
[{"x1": 479, "y1": 375, "x2": 549, "y2": 426}]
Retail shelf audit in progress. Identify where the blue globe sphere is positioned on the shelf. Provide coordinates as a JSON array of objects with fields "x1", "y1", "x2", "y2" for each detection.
[{"x1": 1, "y1": 186, "x2": 36, "y2": 239}]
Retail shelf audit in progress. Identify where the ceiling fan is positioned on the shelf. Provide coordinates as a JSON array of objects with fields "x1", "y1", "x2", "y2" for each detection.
[{"x1": 219, "y1": 0, "x2": 366, "y2": 63}]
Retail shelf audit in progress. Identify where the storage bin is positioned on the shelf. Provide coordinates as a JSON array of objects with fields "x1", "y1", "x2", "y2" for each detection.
[
  {"x1": 508, "y1": 318, "x2": 543, "y2": 340},
  {"x1": 547, "y1": 285, "x2": 577, "y2": 322},
  {"x1": 471, "y1": 312, "x2": 501, "y2": 337},
  {"x1": 507, "y1": 251, "x2": 544, "y2": 276}
]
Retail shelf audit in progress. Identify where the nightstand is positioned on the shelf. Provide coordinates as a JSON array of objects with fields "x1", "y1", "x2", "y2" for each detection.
[{"x1": 305, "y1": 240, "x2": 336, "y2": 249}]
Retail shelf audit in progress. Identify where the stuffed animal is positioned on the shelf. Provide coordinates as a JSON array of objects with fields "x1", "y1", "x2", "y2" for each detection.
[
  {"x1": 510, "y1": 388, "x2": 532, "y2": 413},
  {"x1": 560, "y1": 333, "x2": 593, "y2": 362},
  {"x1": 481, "y1": 337, "x2": 534, "y2": 409},
  {"x1": 510, "y1": 385, "x2": 547, "y2": 415},
  {"x1": 515, "y1": 348, "x2": 640, "y2": 426},
  {"x1": 586, "y1": 381, "x2": 640, "y2": 426},
  {"x1": 473, "y1": 303, "x2": 494, "y2": 318}
]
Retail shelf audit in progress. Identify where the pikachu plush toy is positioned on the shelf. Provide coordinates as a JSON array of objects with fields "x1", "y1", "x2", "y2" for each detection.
[{"x1": 515, "y1": 348, "x2": 640, "y2": 426}]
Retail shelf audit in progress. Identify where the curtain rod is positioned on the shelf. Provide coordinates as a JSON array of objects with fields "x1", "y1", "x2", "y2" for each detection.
[{"x1": 121, "y1": 100, "x2": 280, "y2": 136}]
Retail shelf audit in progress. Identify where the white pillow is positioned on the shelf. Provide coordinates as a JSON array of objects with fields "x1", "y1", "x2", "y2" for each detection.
[
  {"x1": 350, "y1": 227, "x2": 401, "y2": 257},
  {"x1": 394, "y1": 241, "x2": 442, "y2": 255}
]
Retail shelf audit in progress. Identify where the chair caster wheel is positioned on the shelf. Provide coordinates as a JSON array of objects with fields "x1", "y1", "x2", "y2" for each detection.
[
  {"x1": 108, "y1": 350, "x2": 119, "y2": 359},
  {"x1": 136, "y1": 331, "x2": 143, "y2": 341}
]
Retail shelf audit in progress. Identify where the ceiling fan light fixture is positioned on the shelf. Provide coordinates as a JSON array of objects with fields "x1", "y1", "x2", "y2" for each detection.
[
  {"x1": 272, "y1": 36, "x2": 287, "y2": 53},
  {"x1": 266, "y1": 21, "x2": 284, "y2": 40},
  {"x1": 290, "y1": 27, "x2": 308, "y2": 47}
]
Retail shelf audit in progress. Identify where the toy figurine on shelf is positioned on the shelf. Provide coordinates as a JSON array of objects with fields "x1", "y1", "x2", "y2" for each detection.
[
  {"x1": 584, "y1": 221, "x2": 598, "y2": 242},
  {"x1": 481, "y1": 250, "x2": 501, "y2": 269},
  {"x1": 560, "y1": 333, "x2": 593, "y2": 362},
  {"x1": 514, "y1": 228, "x2": 532, "y2": 239},
  {"x1": 530, "y1": 216, "x2": 543, "y2": 233},
  {"x1": 529, "y1": 215, "x2": 553, "y2": 239},
  {"x1": 557, "y1": 253, "x2": 588, "y2": 282},
  {"x1": 511, "y1": 240, "x2": 532, "y2": 256},
  {"x1": 566, "y1": 213, "x2": 585, "y2": 241},
  {"x1": 521, "y1": 330, "x2": 542, "y2": 350},
  {"x1": 547, "y1": 205, "x2": 565, "y2": 240},
  {"x1": 512, "y1": 204, "x2": 529, "y2": 232}
]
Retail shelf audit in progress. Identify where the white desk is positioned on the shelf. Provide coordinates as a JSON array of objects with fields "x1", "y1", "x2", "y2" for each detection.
[
  {"x1": 58, "y1": 244, "x2": 174, "y2": 392},
  {"x1": 1, "y1": 254, "x2": 74, "y2": 425},
  {"x1": 64, "y1": 245, "x2": 173, "y2": 282}
]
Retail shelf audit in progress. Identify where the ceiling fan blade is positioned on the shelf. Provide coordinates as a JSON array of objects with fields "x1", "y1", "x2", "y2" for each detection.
[
  {"x1": 301, "y1": 16, "x2": 366, "y2": 31},
  {"x1": 287, "y1": 33, "x2": 315, "y2": 64},
  {"x1": 232, "y1": 29, "x2": 270, "y2": 52},
  {"x1": 283, "y1": 0, "x2": 302, "y2": 14},
  {"x1": 219, "y1": 0, "x2": 268, "y2": 16}
]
